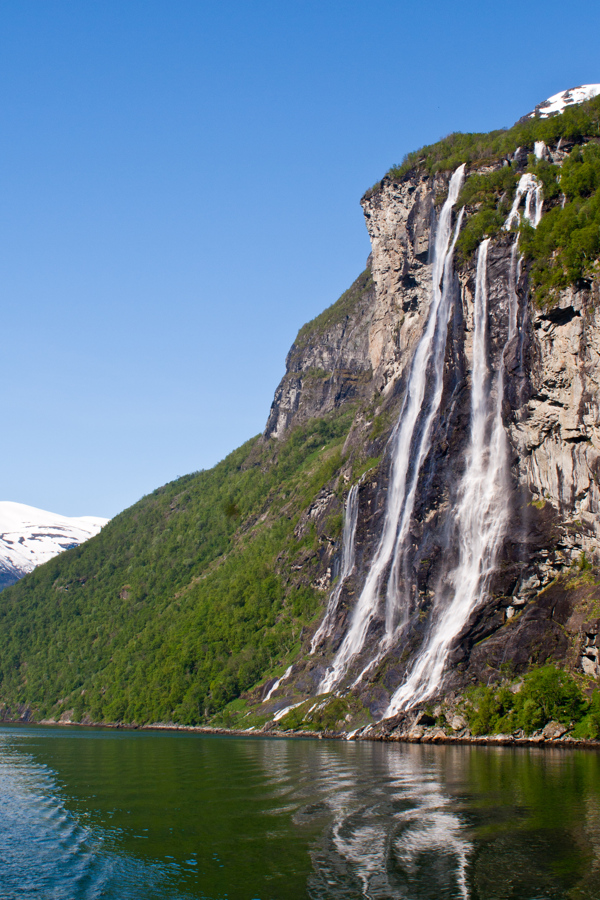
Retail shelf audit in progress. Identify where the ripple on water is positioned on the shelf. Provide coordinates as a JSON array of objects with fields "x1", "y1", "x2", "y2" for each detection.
[{"x1": 0, "y1": 736, "x2": 193, "y2": 899}]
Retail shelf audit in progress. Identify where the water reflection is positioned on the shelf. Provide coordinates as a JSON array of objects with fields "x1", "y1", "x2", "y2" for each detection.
[
  {"x1": 270, "y1": 742, "x2": 472, "y2": 898},
  {"x1": 0, "y1": 727, "x2": 599, "y2": 899}
]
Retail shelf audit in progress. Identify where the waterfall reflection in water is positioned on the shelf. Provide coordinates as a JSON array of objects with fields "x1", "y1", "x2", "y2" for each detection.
[
  {"x1": 1, "y1": 727, "x2": 600, "y2": 899},
  {"x1": 296, "y1": 743, "x2": 470, "y2": 899}
]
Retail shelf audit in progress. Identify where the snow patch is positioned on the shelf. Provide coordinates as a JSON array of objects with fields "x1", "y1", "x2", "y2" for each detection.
[
  {"x1": 0, "y1": 501, "x2": 108, "y2": 588},
  {"x1": 528, "y1": 84, "x2": 600, "y2": 119}
]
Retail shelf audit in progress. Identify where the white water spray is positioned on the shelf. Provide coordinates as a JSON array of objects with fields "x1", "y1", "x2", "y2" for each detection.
[
  {"x1": 505, "y1": 173, "x2": 543, "y2": 229},
  {"x1": 319, "y1": 165, "x2": 466, "y2": 694},
  {"x1": 386, "y1": 238, "x2": 512, "y2": 713},
  {"x1": 310, "y1": 484, "x2": 359, "y2": 653}
]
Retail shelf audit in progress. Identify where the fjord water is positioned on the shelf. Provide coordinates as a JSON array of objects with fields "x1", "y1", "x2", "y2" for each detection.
[{"x1": 1, "y1": 727, "x2": 600, "y2": 900}]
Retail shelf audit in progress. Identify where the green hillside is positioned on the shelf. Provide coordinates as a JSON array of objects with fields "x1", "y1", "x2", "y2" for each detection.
[{"x1": 0, "y1": 408, "x2": 357, "y2": 725}]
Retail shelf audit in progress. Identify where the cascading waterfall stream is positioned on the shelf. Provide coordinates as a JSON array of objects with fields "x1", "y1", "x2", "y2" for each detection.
[
  {"x1": 386, "y1": 238, "x2": 512, "y2": 714},
  {"x1": 505, "y1": 173, "x2": 543, "y2": 229},
  {"x1": 382, "y1": 202, "x2": 463, "y2": 641},
  {"x1": 310, "y1": 484, "x2": 360, "y2": 653},
  {"x1": 319, "y1": 165, "x2": 466, "y2": 695}
]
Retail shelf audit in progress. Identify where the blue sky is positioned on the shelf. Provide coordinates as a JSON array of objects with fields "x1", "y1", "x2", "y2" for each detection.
[{"x1": 1, "y1": 0, "x2": 599, "y2": 518}]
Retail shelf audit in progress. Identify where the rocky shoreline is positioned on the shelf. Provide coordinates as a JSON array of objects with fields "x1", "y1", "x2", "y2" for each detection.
[{"x1": 2, "y1": 716, "x2": 595, "y2": 750}]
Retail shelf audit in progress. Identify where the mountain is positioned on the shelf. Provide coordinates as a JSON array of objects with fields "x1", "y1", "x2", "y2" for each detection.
[
  {"x1": 1, "y1": 87, "x2": 600, "y2": 739},
  {"x1": 0, "y1": 502, "x2": 107, "y2": 590}
]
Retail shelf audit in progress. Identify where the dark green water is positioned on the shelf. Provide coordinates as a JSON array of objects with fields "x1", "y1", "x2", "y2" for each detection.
[{"x1": 0, "y1": 727, "x2": 599, "y2": 899}]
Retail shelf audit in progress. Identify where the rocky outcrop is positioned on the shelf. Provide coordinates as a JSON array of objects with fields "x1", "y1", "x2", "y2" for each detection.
[
  {"x1": 264, "y1": 268, "x2": 376, "y2": 439},
  {"x1": 264, "y1": 172, "x2": 447, "y2": 439}
]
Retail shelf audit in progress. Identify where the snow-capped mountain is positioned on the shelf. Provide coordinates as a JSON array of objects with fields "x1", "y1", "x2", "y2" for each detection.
[
  {"x1": 527, "y1": 84, "x2": 600, "y2": 118},
  {"x1": 0, "y1": 501, "x2": 108, "y2": 590}
]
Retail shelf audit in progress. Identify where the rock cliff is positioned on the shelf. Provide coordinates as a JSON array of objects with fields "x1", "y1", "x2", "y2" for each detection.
[{"x1": 257, "y1": 92, "x2": 600, "y2": 728}]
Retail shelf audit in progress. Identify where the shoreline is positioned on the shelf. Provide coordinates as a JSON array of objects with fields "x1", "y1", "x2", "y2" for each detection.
[{"x1": 2, "y1": 717, "x2": 600, "y2": 749}]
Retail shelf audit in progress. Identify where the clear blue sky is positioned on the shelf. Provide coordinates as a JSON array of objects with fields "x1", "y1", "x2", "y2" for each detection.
[{"x1": 1, "y1": 0, "x2": 598, "y2": 518}]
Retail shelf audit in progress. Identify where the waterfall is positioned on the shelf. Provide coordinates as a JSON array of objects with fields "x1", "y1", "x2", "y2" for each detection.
[
  {"x1": 319, "y1": 165, "x2": 466, "y2": 694},
  {"x1": 386, "y1": 238, "x2": 511, "y2": 713},
  {"x1": 310, "y1": 484, "x2": 359, "y2": 653},
  {"x1": 505, "y1": 173, "x2": 543, "y2": 229},
  {"x1": 263, "y1": 664, "x2": 293, "y2": 702},
  {"x1": 508, "y1": 240, "x2": 520, "y2": 340},
  {"x1": 383, "y1": 203, "x2": 465, "y2": 640}
]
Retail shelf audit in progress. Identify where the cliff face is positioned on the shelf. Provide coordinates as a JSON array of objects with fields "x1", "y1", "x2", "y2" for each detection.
[
  {"x1": 259, "y1": 135, "x2": 600, "y2": 725},
  {"x1": 264, "y1": 172, "x2": 443, "y2": 438},
  {"x1": 517, "y1": 285, "x2": 600, "y2": 551}
]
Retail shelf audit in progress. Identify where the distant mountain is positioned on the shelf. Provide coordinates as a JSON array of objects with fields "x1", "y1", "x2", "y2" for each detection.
[{"x1": 0, "y1": 502, "x2": 107, "y2": 589}]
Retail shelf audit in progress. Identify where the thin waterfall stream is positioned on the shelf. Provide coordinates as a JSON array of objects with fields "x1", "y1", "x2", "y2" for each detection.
[
  {"x1": 319, "y1": 165, "x2": 466, "y2": 694},
  {"x1": 311, "y1": 483, "x2": 360, "y2": 653},
  {"x1": 505, "y1": 173, "x2": 543, "y2": 229}
]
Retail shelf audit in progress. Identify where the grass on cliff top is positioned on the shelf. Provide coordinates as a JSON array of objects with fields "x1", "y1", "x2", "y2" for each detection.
[
  {"x1": 0, "y1": 408, "x2": 356, "y2": 727},
  {"x1": 366, "y1": 95, "x2": 600, "y2": 306},
  {"x1": 293, "y1": 267, "x2": 374, "y2": 354},
  {"x1": 446, "y1": 124, "x2": 600, "y2": 305},
  {"x1": 377, "y1": 93, "x2": 600, "y2": 186}
]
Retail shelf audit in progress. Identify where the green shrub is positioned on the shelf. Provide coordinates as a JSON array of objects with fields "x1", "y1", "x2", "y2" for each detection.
[
  {"x1": 516, "y1": 140, "x2": 600, "y2": 303},
  {"x1": 326, "y1": 512, "x2": 343, "y2": 541},
  {"x1": 456, "y1": 207, "x2": 506, "y2": 261},
  {"x1": 466, "y1": 666, "x2": 588, "y2": 736},
  {"x1": 572, "y1": 692, "x2": 600, "y2": 739},
  {"x1": 513, "y1": 666, "x2": 585, "y2": 732},
  {"x1": 467, "y1": 683, "x2": 515, "y2": 736}
]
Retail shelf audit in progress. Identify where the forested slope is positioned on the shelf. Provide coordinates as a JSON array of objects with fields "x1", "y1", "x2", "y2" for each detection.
[{"x1": 0, "y1": 406, "x2": 358, "y2": 724}]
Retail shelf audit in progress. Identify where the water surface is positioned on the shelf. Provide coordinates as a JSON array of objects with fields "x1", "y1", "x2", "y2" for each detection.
[{"x1": 0, "y1": 725, "x2": 599, "y2": 899}]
